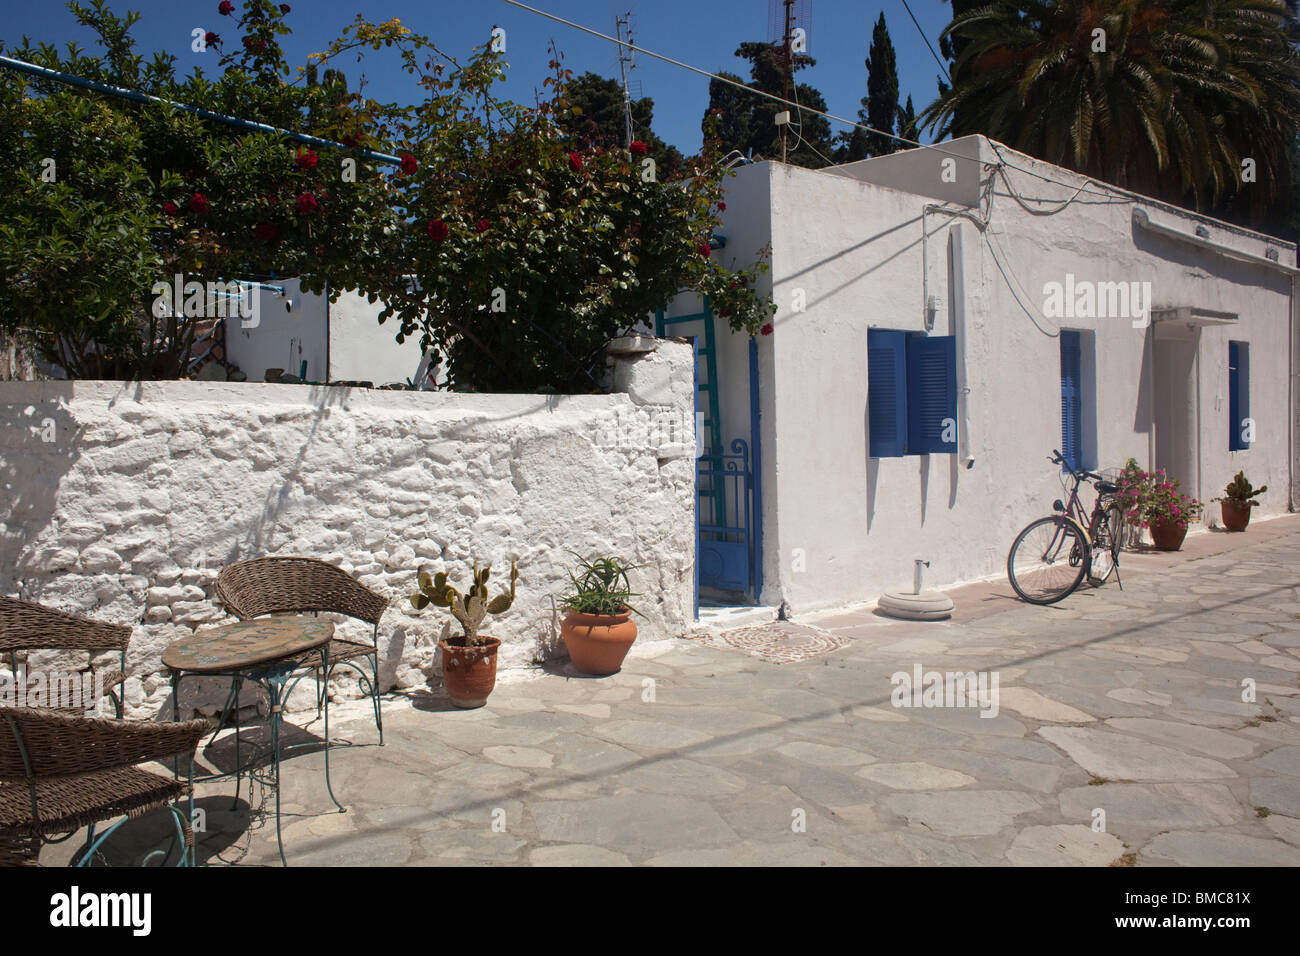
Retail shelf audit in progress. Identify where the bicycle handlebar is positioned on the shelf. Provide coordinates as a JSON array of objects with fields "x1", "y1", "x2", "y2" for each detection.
[{"x1": 1048, "y1": 450, "x2": 1110, "y2": 486}]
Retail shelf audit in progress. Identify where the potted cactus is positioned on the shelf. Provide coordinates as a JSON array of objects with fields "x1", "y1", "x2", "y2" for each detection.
[
  {"x1": 410, "y1": 560, "x2": 517, "y2": 708},
  {"x1": 559, "y1": 554, "x2": 641, "y2": 675},
  {"x1": 1215, "y1": 471, "x2": 1267, "y2": 532}
]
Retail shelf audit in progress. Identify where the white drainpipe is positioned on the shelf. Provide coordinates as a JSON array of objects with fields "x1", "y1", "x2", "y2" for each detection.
[{"x1": 922, "y1": 205, "x2": 985, "y2": 470}]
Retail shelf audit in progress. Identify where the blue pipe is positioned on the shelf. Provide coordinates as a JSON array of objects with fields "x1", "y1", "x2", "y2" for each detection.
[{"x1": 0, "y1": 53, "x2": 404, "y2": 166}]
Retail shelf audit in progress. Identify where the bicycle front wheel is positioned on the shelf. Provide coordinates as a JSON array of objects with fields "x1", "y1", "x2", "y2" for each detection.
[{"x1": 1008, "y1": 516, "x2": 1089, "y2": 604}]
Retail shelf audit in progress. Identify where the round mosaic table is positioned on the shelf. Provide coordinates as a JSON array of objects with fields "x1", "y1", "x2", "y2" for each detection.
[
  {"x1": 163, "y1": 616, "x2": 341, "y2": 865},
  {"x1": 162, "y1": 617, "x2": 334, "y2": 674}
]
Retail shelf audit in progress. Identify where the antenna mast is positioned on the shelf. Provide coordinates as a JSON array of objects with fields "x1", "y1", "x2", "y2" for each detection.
[
  {"x1": 781, "y1": 0, "x2": 793, "y2": 163},
  {"x1": 616, "y1": 13, "x2": 635, "y2": 149}
]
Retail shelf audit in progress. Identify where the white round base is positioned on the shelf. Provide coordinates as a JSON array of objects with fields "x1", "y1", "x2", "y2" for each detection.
[{"x1": 877, "y1": 589, "x2": 955, "y2": 621}]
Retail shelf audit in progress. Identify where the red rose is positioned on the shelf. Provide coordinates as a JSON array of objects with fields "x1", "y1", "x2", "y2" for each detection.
[
  {"x1": 280, "y1": 3, "x2": 291, "y2": 13},
  {"x1": 218, "y1": 1, "x2": 233, "y2": 14},
  {"x1": 697, "y1": 243, "x2": 711, "y2": 258},
  {"x1": 427, "y1": 219, "x2": 449, "y2": 240},
  {"x1": 629, "y1": 140, "x2": 647, "y2": 156},
  {"x1": 297, "y1": 192, "x2": 318, "y2": 214},
  {"x1": 399, "y1": 153, "x2": 418, "y2": 175},
  {"x1": 162, "y1": 201, "x2": 179, "y2": 216},
  {"x1": 476, "y1": 218, "x2": 490, "y2": 233},
  {"x1": 253, "y1": 222, "x2": 277, "y2": 240},
  {"x1": 243, "y1": 35, "x2": 262, "y2": 51},
  {"x1": 568, "y1": 151, "x2": 583, "y2": 171},
  {"x1": 296, "y1": 149, "x2": 318, "y2": 170},
  {"x1": 717, "y1": 201, "x2": 726, "y2": 211},
  {"x1": 760, "y1": 324, "x2": 773, "y2": 336},
  {"x1": 188, "y1": 192, "x2": 209, "y2": 214},
  {"x1": 205, "y1": 31, "x2": 221, "y2": 47}
]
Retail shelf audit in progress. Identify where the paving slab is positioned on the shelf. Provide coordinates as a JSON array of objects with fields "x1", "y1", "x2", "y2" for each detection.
[
  {"x1": 1037, "y1": 726, "x2": 1238, "y2": 781},
  {"x1": 1004, "y1": 824, "x2": 1127, "y2": 866}
]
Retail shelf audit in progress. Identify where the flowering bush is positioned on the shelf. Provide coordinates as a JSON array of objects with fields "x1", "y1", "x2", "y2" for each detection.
[
  {"x1": 2, "y1": 3, "x2": 776, "y2": 389},
  {"x1": 1115, "y1": 458, "x2": 1203, "y2": 530},
  {"x1": 364, "y1": 33, "x2": 778, "y2": 392},
  {"x1": 0, "y1": 0, "x2": 402, "y2": 378}
]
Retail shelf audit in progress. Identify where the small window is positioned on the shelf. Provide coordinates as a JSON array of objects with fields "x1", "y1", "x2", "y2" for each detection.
[
  {"x1": 1229, "y1": 341, "x2": 1251, "y2": 451},
  {"x1": 867, "y1": 329, "x2": 957, "y2": 457},
  {"x1": 1060, "y1": 330, "x2": 1097, "y2": 472}
]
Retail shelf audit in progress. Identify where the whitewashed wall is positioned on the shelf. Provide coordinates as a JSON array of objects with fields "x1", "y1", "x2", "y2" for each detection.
[
  {"x1": 711, "y1": 138, "x2": 1294, "y2": 614},
  {"x1": 0, "y1": 339, "x2": 695, "y2": 717}
]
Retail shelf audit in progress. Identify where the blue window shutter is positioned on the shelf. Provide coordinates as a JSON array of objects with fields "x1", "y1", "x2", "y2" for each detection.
[
  {"x1": 906, "y1": 335, "x2": 957, "y2": 454},
  {"x1": 868, "y1": 329, "x2": 907, "y2": 457},
  {"x1": 1229, "y1": 341, "x2": 1250, "y2": 451},
  {"x1": 1060, "y1": 331, "x2": 1082, "y2": 471}
]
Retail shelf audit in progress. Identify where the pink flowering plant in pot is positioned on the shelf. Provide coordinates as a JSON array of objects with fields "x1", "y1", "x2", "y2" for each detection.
[{"x1": 1114, "y1": 459, "x2": 1202, "y2": 549}]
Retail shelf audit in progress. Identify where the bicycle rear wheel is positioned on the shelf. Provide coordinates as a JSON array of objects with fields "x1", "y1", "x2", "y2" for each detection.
[{"x1": 1008, "y1": 516, "x2": 1089, "y2": 604}]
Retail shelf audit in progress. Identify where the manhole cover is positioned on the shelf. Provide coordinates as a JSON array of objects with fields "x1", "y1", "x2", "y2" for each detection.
[{"x1": 707, "y1": 622, "x2": 846, "y2": 664}]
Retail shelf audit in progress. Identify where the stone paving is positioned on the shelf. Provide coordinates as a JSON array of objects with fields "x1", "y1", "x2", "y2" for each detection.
[{"x1": 50, "y1": 515, "x2": 1300, "y2": 866}]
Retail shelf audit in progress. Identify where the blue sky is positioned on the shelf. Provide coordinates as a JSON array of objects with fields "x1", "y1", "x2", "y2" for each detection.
[{"x1": 1, "y1": 0, "x2": 955, "y2": 152}]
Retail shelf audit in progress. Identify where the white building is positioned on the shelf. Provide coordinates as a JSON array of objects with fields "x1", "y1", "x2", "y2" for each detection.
[
  {"x1": 662, "y1": 134, "x2": 1296, "y2": 615},
  {"x1": 219, "y1": 279, "x2": 429, "y2": 386}
]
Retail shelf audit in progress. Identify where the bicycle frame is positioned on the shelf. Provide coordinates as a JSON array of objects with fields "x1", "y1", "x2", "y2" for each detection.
[{"x1": 1053, "y1": 471, "x2": 1095, "y2": 547}]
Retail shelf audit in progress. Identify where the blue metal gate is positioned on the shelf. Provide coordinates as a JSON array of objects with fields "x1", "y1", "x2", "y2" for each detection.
[
  {"x1": 655, "y1": 306, "x2": 762, "y2": 613},
  {"x1": 697, "y1": 437, "x2": 755, "y2": 597}
]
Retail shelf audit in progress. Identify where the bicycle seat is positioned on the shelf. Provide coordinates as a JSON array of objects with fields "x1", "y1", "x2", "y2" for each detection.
[{"x1": 1095, "y1": 480, "x2": 1119, "y2": 494}]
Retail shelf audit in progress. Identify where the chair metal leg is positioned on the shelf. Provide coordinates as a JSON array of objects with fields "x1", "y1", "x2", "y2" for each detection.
[
  {"x1": 371, "y1": 650, "x2": 383, "y2": 746},
  {"x1": 321, "y1": 648, "x2": 344, "y2": 815}
]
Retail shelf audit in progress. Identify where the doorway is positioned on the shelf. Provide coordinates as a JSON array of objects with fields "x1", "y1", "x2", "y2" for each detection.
[{"x1": 1152, "y1": 324, "x2": 1201, "y2": 502}]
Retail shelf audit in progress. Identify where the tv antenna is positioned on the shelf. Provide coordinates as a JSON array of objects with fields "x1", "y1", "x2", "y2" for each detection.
[
  {"x1": 616, "y1": 13, "x2": 636, "y2": 148},
  {"x1": 769, "y1": 0, "x2": 811, "y2": 162}
]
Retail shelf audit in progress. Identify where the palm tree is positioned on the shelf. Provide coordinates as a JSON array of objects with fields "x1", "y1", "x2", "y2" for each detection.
[{"x1": 921, "y1": 0, "x2": 1300, "y2": 229}]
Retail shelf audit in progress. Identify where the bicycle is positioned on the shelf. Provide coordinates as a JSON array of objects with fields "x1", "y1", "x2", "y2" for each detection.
[{"x1": 1006, "y1": 450, "x2": 1126, "y2": 605}]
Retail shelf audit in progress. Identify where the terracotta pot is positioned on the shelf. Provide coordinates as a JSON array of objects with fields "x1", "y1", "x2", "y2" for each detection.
[
  {"x1": 561, "y1": 609, "x2": 637, "y2": 675},
  {"x1": 1221, "y1": 499, "x2": 1252, "y2": 532},
  {"x1": 1149, "y1": 520, "x2": 1188, "y2": 551},
  {"x1": 438, "y1": 636, "x2": 500, "y2": 708}
]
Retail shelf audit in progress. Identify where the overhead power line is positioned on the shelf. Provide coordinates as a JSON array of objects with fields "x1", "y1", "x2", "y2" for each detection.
[
  {"x1": 899, "y1": 0, "x2": 951, "y2": 84},
  {"x1": 0, "y1": 53, "x2": 404, "y2": 165},
  {"x1": 498, "y1": 0, "x2": 1134, "y2": 202}
]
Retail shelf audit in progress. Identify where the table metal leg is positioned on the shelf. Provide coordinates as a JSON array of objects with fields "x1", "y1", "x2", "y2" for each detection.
[{"x1": 263, "y1": 673, "x2": 288, "y2": 867}]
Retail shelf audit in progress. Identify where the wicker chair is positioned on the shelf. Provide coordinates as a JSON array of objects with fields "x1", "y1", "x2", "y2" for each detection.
[
  {"x1": 0, "y1": 707, "x2": 210, "y2": 866},
  {"x1": 0, "y1": 597, "x2": 132, "y2": 717},
  {"x1": 215, "y1": 557, "x2": 390, "y2": 743}
]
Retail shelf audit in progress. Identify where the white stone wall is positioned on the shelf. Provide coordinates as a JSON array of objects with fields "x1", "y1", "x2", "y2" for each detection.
[{"x1": 0, "y1": 339, "x2": 695, "y2": 717}]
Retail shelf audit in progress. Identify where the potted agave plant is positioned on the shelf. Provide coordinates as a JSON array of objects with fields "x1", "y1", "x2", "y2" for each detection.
[
  {"x1": 410, "y1": 560, "x2": 517, "y2": 708},
  {"x1": 1215, "y1": 471, "x2": 1267, "y2": 532},
  {"x1": 559, "y1": 554, "x2": 641, "y2": 676}
]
